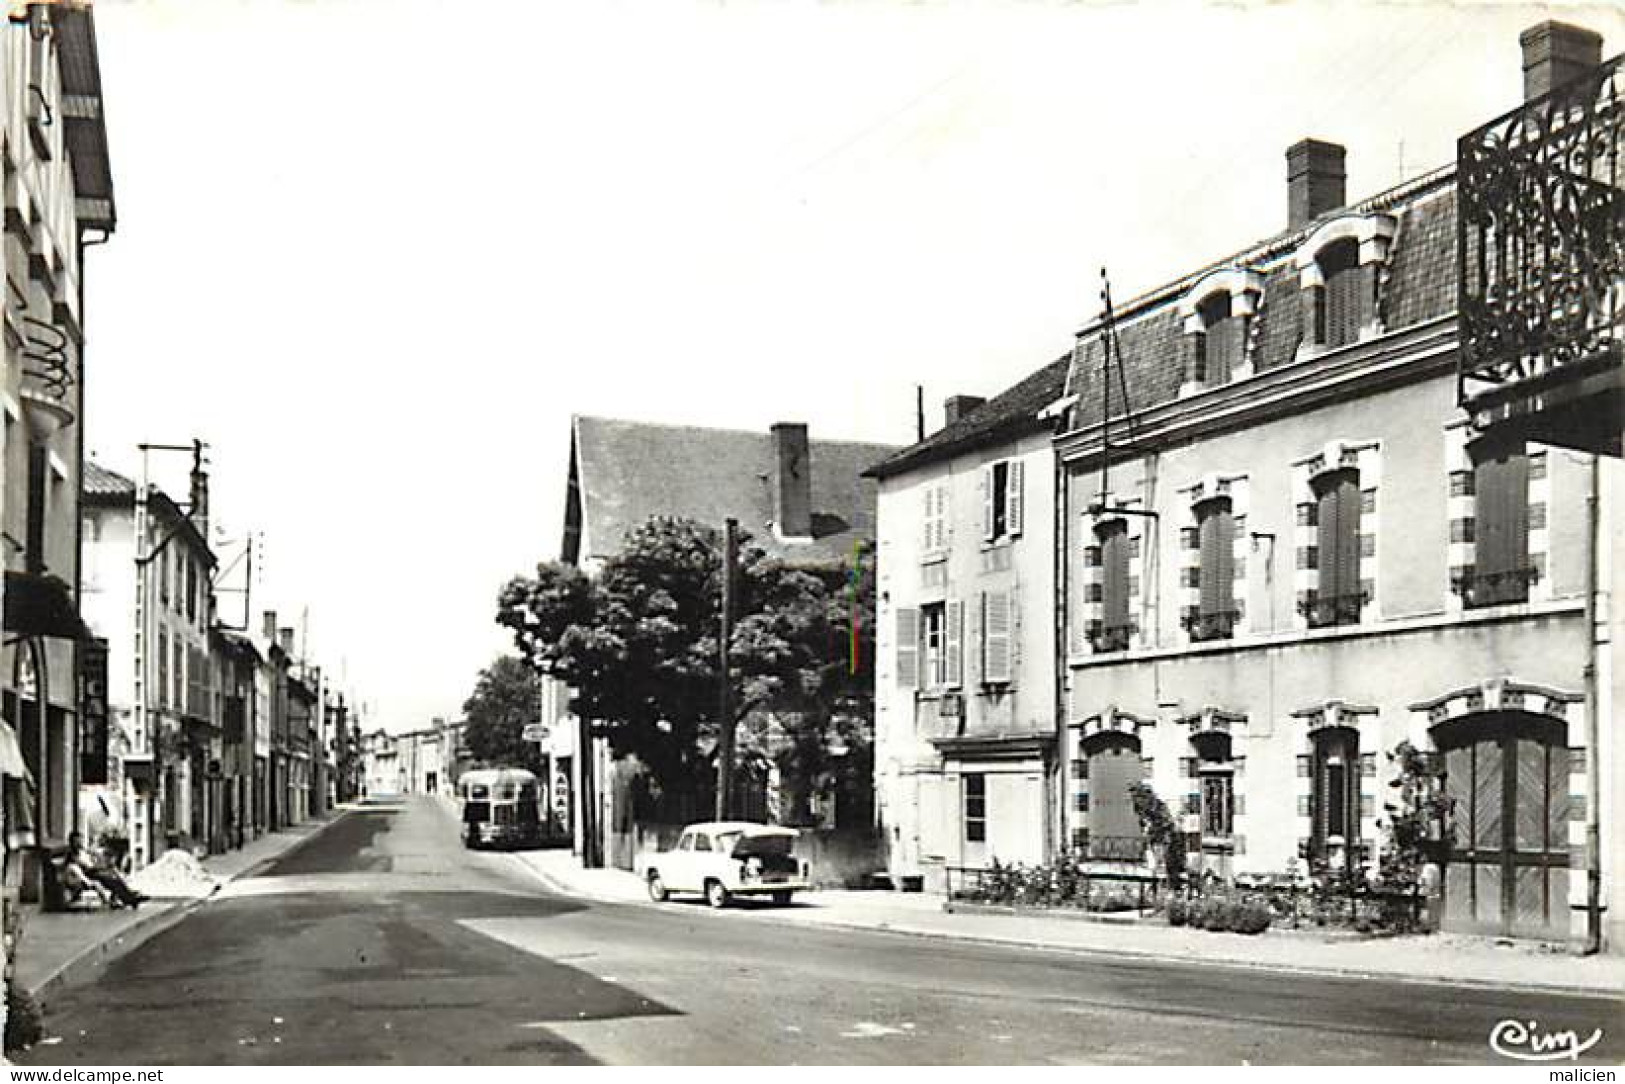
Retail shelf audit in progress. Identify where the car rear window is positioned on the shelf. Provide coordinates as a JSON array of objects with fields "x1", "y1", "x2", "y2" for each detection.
[{"x1": 726, "y1": 833, "x2": 794, "y2": 857}]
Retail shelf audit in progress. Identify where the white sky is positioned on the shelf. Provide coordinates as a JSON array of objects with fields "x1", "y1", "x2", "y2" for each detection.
[{"x1": 78, "y1": 0, "x2": 1622, "y2": 731}]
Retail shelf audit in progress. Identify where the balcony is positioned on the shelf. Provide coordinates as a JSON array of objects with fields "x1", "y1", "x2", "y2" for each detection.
[
  {"x1": 1086, "y1": 621, "x2": 1134, "y2": 654},
  {"x1": 19, "y1": 316, "x2": 75, "y2": 436},
  {"x1": 1451, "y1": 564, "x2": 1541, "y2": 608},
  {"x1": 1297, "y1": 590, "x2": 1368, "y2": 629},
  {"x1": 1458, "y1": 53, "x2": 1624, "y2": 455},
  {"x1": 1181, "y1": 608, "x2": 1239, "y2": 643}
]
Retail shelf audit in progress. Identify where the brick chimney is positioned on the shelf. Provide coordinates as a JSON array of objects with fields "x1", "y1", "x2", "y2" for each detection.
[
  {"x1": 770, "y1": 422, "x2": 812, "y2": 539},
  {"x1": 1286, "y1": 139, "x2": 1346, "y2": 230},
  {"x1": 279, "y1": 628, "x2": 296, "y2": 657},
  {"x1": 1521, "y1": 21, "x2": 1603, "y2": 101},
  {"x1": 189, "y1": 460, "x2": 210, "y2": 543},
  {"x1": 262, "y1": 610, "x2": 277, "y2": 643},
  {"x1": 943, "y1": 395, "x2": 986, "y2": 427}
]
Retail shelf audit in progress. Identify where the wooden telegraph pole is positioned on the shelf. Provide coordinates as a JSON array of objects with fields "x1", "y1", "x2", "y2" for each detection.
[{"x1": 714, "y1": 518, "x2": 738, "y2": 820}]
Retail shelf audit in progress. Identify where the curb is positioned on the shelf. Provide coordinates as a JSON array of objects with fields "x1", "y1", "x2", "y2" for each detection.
[
  {"x1": 520, "y1": 864, "x2": 1623, "y2": 1001},
  {"x1": 21, "y1": 809, "x2": 354, "y2": 1003}
]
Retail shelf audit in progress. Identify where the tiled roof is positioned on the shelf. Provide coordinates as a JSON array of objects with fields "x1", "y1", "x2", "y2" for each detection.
[
  {"x1": 82, "y1": 460, "x2": 136, "y2": 502},
  {"x1": 572, "y1": 416, "x2": 898, "y2": 565},
  {"x1": 1064, "y1": 168, "x2": 1459, "y2": 431},
  {"x1": 865, "y1": 355, "x2": 1072, "y2": 479}
]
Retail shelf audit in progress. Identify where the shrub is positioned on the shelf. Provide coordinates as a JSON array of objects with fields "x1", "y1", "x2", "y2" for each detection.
[
  {"x1": 1229, "y1": 899, "x2": 1273, "y2": 935},
  {"x1": 1166, "y1": 897, "x2": 1189, "y2": 927}
]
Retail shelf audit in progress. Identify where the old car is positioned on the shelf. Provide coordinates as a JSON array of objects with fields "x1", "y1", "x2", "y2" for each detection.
[{"x1": 637, "y1": 821, "x2": 811, "y2": 908}]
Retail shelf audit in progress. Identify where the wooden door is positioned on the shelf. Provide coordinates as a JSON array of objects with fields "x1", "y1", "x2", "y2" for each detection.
[{"x1": 1441, "y1": 713, "x2": 1569, "y2": 938}]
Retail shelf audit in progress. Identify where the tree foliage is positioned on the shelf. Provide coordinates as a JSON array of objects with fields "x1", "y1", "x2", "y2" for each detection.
[
  {"x1": 496, "y1": 516, "x2": 873, "y2": 819},
  {"x1": 461, "y1": 655, "x2": 544, "y2": 770}
]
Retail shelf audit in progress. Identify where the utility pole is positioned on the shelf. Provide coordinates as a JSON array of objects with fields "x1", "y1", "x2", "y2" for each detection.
[
  {"x1": 133, "y1": 440, "x2": 195, "y2": 868},
  {"x1": 714, "y1": 518, "x2": 738, "y2": 821}
]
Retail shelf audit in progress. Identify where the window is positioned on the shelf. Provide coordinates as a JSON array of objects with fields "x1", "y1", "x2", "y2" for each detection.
[
  {"x1": 1201, "y1": 772, "x2": 1234, "y2": 838},
  {"x1": 1197, "y1": 292, "x2": 1239, "y2": 384},
  {"x1": 922, "y1": 482, "x2": 950, "y2": 553},
  {"x1": 25, "y1": 445, "x2": 45, "y2": 570},
  {"x1": 1186, "y1": 497, "x2": 1237, "y2": 641},
  {"x1": 980, "y1": 589, "x2": 1012, "y2": 683},
  {"x1": 693, "y1": 833, "x2": 712, "y2": 852},
  {"x1": 981, "y1": 460, "x2": 1024, "y2": 543},
  {"x1": 186, "y1": 559, "x2": 197, "y2": 623},
  {"x1": 1318, "y1": 239, "x2": 1362, "y2": 348},
  {"x1": 1311, "y1": 729, "x2": 1360, "y2": 855},
  {"x1": 1308, "y1": 468, "x2": 1362, "y2": 627},
  {"x1": 963, "y1": 773, "x2": 986, "y2": 842},
  {"x1": 157, "y1": 628, "x2": 169, "y2": 710},
  {"x1": 1465, "y1": 436, "x2": 1534, "y2": 606},
  {"x1": 921, "y1": 603, "x2": 945, "y2": 688},
  {"x1": 1093, "y1": 520, "x2": 1131, "y2": 652},
  {"x1": 159, "y1": 545, "x2": 170, "y2": 603}
]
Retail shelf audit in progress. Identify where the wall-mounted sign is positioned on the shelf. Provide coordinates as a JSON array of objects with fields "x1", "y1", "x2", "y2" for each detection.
[
  {"x1": 521, "y1": 723, "x2": 550, "y2": 743},
  {"x1": 79, "y1": 637, "x2": 109, "y2": 785}
]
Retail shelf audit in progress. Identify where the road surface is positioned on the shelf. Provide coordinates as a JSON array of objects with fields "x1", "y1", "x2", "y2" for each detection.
[{"x1": 16, "y1": 796, "x2": 1622, "y2": 1064}]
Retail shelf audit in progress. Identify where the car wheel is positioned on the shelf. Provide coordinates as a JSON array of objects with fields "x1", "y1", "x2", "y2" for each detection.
[
  {"x1": 705, "y1": 879, "x2": 731, "y2": 909},
  {"x1": 771, "y1": 890, "x2": 793, "y2": 907},
  {"x1": 647, "y1": 872, "x2": 669, "y2": 903}
]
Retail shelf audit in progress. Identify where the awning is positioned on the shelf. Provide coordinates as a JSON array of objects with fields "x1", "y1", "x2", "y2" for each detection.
[{"x1": 2, "y1": 570, "x2": 92, "y2": 640}]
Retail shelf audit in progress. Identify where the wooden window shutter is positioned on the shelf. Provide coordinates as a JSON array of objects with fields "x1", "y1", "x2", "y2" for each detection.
[
  {"x1": 1006, "y1": 460, "x2": 1024, "y2": 538},
  {"x1": 982, "y1": 590, "x2": 1012, "y2": 682},
  {"x1": 937, "y1": 483, "x2": 951, "y2": 549},
  {"x1": 980, "y1": 467, "x2": 995, "y2": 541},
  {"x1": 922, "y1": 486, "x2": 935, "y2": 551},
  {"x1": 895, "y1": 607, "x2": 919, "y2": 688},
  {"x1": 945, "y1": 599, "x2": 964, "y2": 688},
  {"x1": 1099, "y1": 521, "x2": 1129, "y2": 635},
  {"x1": 1314, "y1": 468, "x2": 1359, "y2": 609},
  {"x1": 1196, "y1": 499, "x2": 1234, "y2": 618},
  {"x1": 1473, "y1": 439, "x2": 1529, "y2": 604},
  {"x1": 25, "y1": 444, "x2": 46, "y2": 570}
]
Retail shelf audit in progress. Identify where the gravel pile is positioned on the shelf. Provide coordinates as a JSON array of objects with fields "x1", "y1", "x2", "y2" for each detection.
[{"x1": 127, "y1": 849, "x2": 220, "y2": 899}]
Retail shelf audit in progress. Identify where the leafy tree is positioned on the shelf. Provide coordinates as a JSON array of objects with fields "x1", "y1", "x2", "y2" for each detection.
[
  {"x1": 495, "y1": 517, "x2": 873, "y2": 819},
  {"x1": 461, "y1": 655, "x2": 544, "y2": 770}
]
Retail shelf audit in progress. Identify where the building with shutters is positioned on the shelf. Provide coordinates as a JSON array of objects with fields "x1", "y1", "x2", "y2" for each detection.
[
  {"x1": 1051, "y1": 20, "x2": 1618, "y2": 947},
  {"x1": 868, "y1": 371, "x2": 1069, "y2": 891},
  {"x1": 80, "y1": 462, "x2": 222, "y2": 870}
]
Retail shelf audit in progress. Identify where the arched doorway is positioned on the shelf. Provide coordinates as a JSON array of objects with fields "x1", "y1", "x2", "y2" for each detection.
[
  {"x1": 1434, "y1": 711, "x2": 1569, "y2": 939},
  {"x1": 1081, "y1": 731, "x2": 1143, "y2": 861}
]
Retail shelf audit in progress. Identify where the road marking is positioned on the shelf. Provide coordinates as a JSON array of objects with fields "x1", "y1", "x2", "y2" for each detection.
[{"x1": 840, "y1": 1022, "x2": 910, "y2": 1039}]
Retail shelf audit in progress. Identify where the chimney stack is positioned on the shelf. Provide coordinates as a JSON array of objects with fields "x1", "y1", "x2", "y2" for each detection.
[
  {"x1": 1286, "y1": 139, "x2": 1346, "y2": 230},
  {"x1": 943, "y1": 395, "x2": 986, "y2": 427},
  {"x1": 262, "y1": 610, "x2": 277, "y2": 643},
  {"x1": 770, "y1": 422, "x2": 812, "y2": 539},
  {"x1": 189, "y1": 463, "x2": 210, "y2": 544},
  {"x1": 1520, "y1": 21, "x2": 1603, "y2": 102},
  {"x1": 279, "y1": 627, "x2": 296, "y2": 657}
]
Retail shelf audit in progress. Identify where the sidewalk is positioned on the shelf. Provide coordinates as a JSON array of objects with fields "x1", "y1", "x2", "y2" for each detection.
[
  {"x1": 14, "y1": 808, "x2": 354, "y2": 1001},
  {"x1": 511, "y1": 849, "x2": 1625, "y2": 998}
]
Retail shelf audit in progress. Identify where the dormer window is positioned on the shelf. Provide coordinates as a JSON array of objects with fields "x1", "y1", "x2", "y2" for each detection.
[
  {"x1": 1294, "y1": 213, "x2": 1396, "y2": 356},
  {"x1": 1178, "y1": 268, "x2": 1263, "y2": 395}
]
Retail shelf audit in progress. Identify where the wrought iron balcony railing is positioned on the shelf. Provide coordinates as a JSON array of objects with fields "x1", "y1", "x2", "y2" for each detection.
[
  {"x1": 1077, "y1": 833, "x2": 1147, "y2": 863},
  {"x1": 1181, "y1": 607, "x2": 1240, "y2": 642},
  {"x1": 19, "y1": 315, "x2": 74, "y2": 433},
  {"x1": 1451, "y1": 564, "x2": 1541, "y2": 607},
  {"x1": 1086, "y1": 621, "x2": 1133, "y2": 653},
  {"x1": 1458, "y1": 53, "x2": 1624, "y2": 408},
  {"x1": 1297, "y1": 589, "x2": 1369, "y2": 629}
]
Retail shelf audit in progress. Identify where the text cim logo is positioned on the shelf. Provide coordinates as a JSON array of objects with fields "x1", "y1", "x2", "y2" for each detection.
[{"x1": 1490, "y1": 1019, "x2": 1604, "y2": 1062}]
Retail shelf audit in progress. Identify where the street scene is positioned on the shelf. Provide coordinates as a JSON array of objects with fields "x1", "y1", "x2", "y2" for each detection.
[
  {"x1": 14, "y1": 796, "x2": 1625, "y2": 1065},
  {"x1": 0, "y1": 0, "x2": 1622, "y2": 1070}
]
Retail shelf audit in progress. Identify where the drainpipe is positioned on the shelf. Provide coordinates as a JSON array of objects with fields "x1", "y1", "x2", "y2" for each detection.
[{"x1": 1583, "y1": 454, "x2": 1602, "y2": 955}]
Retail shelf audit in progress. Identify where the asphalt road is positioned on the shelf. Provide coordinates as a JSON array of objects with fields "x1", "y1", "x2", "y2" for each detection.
[{"x1": 16, "y1": 796, "x2": 1624, "y2": 1065}]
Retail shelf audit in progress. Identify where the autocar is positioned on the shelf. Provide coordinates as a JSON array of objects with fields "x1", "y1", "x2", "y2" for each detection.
[{"x1": 636, "y1": 821, "x2": 811, "y2": 908}]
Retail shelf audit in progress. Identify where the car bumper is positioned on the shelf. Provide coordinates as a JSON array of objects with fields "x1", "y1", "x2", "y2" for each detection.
[{"x1": 730, "y1": 880, "x2": 810, "y2": 895}]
